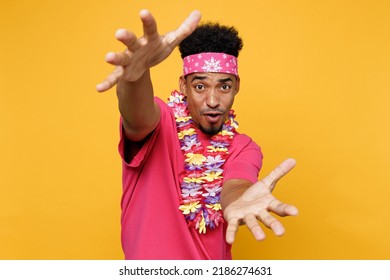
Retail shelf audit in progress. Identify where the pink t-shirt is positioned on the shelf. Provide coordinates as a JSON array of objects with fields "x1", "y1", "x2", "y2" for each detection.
[{"x1": 118, "y1": 97, "x2": 263, "y2": 260}]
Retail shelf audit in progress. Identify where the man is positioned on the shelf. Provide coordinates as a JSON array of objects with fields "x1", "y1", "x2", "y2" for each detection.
[{"x1": 97, "y1": 10, "x2": 298, "y2": 260}]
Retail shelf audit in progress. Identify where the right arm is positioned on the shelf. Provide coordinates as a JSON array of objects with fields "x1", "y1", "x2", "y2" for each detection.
[
  {"x1": 96, "y1": 10, "x2": 201, "y2": 141},
  {"x1": 116, "y1": 69, "x2": 159, "y2": 142}
]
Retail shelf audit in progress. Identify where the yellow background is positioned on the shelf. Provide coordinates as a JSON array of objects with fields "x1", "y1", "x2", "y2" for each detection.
[{"x1": 1, "y1": 0, "x2": 389, "y2": 259}]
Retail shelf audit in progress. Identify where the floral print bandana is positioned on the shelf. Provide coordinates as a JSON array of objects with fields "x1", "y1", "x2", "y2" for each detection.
[{"x1": 183, "y1": 52, "x2": 238, "y2": 77}]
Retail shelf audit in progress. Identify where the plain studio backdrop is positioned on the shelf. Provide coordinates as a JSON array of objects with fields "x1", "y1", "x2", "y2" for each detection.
[{"x1": 1, "y1": 0, "x2": 389, "y2": 259}]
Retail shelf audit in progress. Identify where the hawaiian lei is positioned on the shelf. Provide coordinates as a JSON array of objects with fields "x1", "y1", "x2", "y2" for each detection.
[{"x1": 167, "y1": 90, "x2": 238, "y2": 234}]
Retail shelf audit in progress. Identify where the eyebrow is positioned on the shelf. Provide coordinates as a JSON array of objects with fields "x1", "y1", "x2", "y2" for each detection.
[
  {"x1": 190, "y1": 75, "x2": 207, "y2": 82},
  {"x1": 218, "y1": 77, "x2": 233, "y2": 83},
  {"x1": 190, "y1": 75, "x2": 234, "y2": 83}
]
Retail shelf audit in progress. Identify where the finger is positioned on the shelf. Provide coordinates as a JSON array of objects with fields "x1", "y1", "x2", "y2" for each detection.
[
  {"x1": 244, "y1": 215, "x2": 266, "y2": 241},
  {"x1": 261, "y1": 158, "x2": 296, "y2": 192},
  {"x1": 96, "y1": 66, "x2": 123, "y2": 92},
  {"x1": 139, "y1": 9, "x2": 159, "y2": 41},
  {"x1": 115, "y1": 29, "x2": 140, "y2": 52},
  {"x1": 105, "y1": 51, "x2": 131, "y2": 66},
  {"x1": 268, "y1": 199, "x2": 299, "y2": 217},
  {"x1": 225, "y1": 217, "x2": 240, "y2": 244},
  {"x1": 166, "y1": 10, "x2": 201, "y2": 46},
  {"x1": 257, "y1": 209, "x2": 285, "y2": 236},
  {"x1": 96, "y1": 81, "x2": 111, "y2": 92}
]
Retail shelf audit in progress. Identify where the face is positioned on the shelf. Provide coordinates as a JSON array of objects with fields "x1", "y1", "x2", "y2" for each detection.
[{"x1": 179, "y1": 72, "x2": 240, "y2": 135}]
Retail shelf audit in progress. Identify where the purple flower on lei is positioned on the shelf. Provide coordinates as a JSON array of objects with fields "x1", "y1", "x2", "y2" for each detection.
[
  {"x1": 181, "y1": 186, "x2": 202, "y2": 197},
  {"x1": 204, "y1": 155, "x2": 225, "y2": 173},
  {"x1": 181, "y1": 182, "x2": 201, "y2": 190},
  {"x1": 204, "y1": 164, "x2": 223, "y2": 173},
  {"x1": 204, "y1": 195, "x2": 220, "y2": 204},
  {"x1": 210, "y1": 140, "x2": 230, "y2": 148},
  {"x1": 185, "y1": 164, "x2": 203, "y2": 171},
  {"x1": 202, "y1": 185, "x2": 222, "y2": 197},
  {"x1": 180, "y1": 134, "x2": 199, "y2": 151}
]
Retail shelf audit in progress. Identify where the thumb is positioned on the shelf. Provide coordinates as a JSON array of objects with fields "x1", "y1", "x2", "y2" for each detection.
[
  {"x1": 261, "y1": 158, "x2": 296, "y2": 192},
  {"x1": 167, "y1": 10, "x2": 202, "y2": 46}
]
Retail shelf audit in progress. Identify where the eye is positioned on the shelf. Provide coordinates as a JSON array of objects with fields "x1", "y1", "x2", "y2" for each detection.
[
  {"x1": 220, "y1": 84, "x2": 232, "y2": 92},
  {"x1": 194, "y1": 84, "x2": 205, "y2": 91}
]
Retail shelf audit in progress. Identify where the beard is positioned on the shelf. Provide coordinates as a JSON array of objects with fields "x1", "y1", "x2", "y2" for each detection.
[
  {"x1": 199, "y1": 123, "x2": 224, "y2": 136},
  {"x1": 197, "y1": 108, "x2": 226, "y2": 135}
]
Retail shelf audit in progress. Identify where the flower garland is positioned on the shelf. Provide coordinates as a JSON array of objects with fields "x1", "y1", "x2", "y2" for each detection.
[{"x1": 167, "y1": 90, "x2": 238, "y2": 234}]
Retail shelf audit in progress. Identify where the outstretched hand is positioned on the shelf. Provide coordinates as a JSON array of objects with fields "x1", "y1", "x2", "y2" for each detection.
[
  {"x1": 223, "y1": 159, "x2": 298, "y2": 244},
  {"x1": 96, "y1": 10, "x2": 201, "y2": 92}
]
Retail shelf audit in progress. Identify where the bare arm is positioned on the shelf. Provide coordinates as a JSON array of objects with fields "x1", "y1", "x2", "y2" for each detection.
[
  {"x1": 96, "y1": 10, "x2": 201, "y2": 141},
  {"x1": 221, "y1": 159, "x2": 299, "y2": 244}
]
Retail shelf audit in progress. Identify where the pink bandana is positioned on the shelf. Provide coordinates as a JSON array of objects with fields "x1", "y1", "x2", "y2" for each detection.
[{"x1": 183, "y1": 52, "x2": 238, "y2": 76}]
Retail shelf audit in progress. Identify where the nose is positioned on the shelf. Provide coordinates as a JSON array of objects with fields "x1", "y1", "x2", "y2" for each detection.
[{"x1": 206, "y1": 89, "x2": 220, "y2": 109}]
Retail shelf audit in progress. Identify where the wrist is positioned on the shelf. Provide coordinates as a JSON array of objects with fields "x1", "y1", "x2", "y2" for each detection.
[{"x1": 117, "y1": 69, "x2": 151, "y2": 95}]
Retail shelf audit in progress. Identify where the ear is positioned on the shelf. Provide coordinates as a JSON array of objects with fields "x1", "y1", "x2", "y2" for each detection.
[
  {"x1": 179, "y1": 76, "x2": 187, "y2": 96},
  {"x1": 234, "y1": 76, "x2": 240, "y2": 96}
]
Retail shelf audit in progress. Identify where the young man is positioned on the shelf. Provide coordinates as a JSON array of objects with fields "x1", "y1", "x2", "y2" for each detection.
[{"x1": 97, "y1": 10, "x2": 298, "y2": 260}]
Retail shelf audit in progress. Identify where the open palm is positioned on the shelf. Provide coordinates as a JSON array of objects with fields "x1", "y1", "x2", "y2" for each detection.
[
  {"x1": 224, "y1": 159, "x2": 299, "y2": 244},
  {"x1": 96, "y1": 10, "x2": 201, "y2": 92}
]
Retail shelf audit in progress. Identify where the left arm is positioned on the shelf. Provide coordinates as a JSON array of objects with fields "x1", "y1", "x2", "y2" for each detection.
[{"x1": 221, "y1": 158, "x2": 298, "y2": 244}]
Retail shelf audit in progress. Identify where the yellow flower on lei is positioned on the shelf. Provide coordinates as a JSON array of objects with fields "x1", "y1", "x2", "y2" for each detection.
[
  {"x1": 176, "y1": 116, "x2": 192, "y2": 123},
  {"x1": 207, "y1": 146, "x2": 228, "y2": 153},
  {"x1": 220, "y1": 129, "x2": 234, "y2": 136},
  {"x1": 183, "y1": 176, "x2": 204, "y2": 183},
  {"x1": 202, "y1": 171, "x2": 223, "y2": 182},
  {"x1": 206, "y1": 203, "x2": 222, "y2": 211},
  {"x1": 185, "y1": 153, "x2": 206, "y2": 165},
  {"x1": 198, "y1": 215, "x2": 206, "y2": 234},
  {"x1": 179, "y1": 201, "x2": 201, "y2": 215},
  {"x1": 177, "y1": 127, "x2": 195, "y2": 139},
  {"x1": 229, "y1": 117, "x2": 238, "y2": 129}
]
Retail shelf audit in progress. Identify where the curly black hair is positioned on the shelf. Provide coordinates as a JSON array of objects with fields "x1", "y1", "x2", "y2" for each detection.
[{"x1": 178, "y1": 22, "x2": 243, "y2": 58}]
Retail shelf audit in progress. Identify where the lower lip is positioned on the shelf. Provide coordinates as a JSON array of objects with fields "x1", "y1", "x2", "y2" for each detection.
[{"x1": 204, "y1": 115, "x2": 221, "y2": 123}]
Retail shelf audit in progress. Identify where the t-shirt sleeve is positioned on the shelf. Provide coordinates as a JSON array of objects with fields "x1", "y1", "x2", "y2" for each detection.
[
  {"x1": 118, "y1": 97, "x2": 174, "y2": 168},
  {"x1": 223, "y1": 138, "x2": 263, "y2": 184}
]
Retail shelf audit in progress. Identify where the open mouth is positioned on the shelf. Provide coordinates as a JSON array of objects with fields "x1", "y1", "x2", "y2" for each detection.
[{"x1": 204, "y1": 112, "x2": 222, "y2": 123}]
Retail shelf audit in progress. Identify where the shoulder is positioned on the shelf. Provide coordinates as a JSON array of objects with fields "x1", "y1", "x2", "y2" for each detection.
[
  {"x1": 223, "y1": 132, "x2": 263, "y2": 183},
  {"x1": 231, "y1": 132, "x2": 261, "y2": 153},
  {"x1": 229, "y1": 132, "x2": 263, "y2": 168},
  {"x1": 153, "y1": 96, "x2": 176, "y2": 126}
]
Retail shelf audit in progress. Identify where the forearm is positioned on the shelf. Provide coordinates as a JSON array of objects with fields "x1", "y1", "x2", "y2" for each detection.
[{"x1": 117, "y1": 69, "x2": 160, "y2": 141}]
